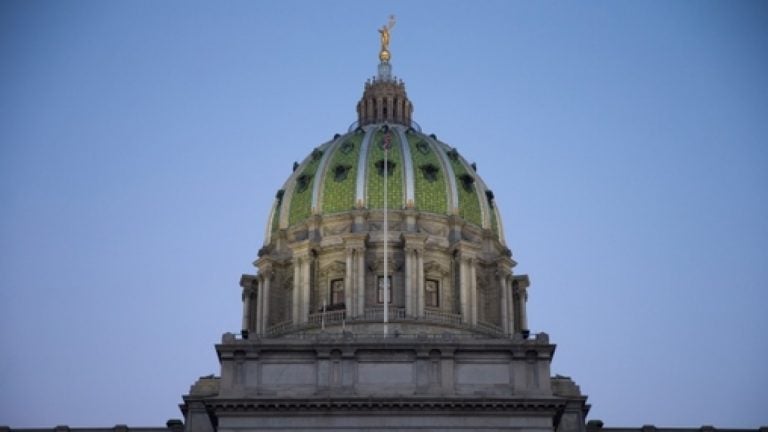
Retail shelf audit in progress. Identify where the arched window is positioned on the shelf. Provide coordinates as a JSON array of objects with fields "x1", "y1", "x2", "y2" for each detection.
[{"x1": 330, "y1": 279, "x2": 344, "y2": 305}]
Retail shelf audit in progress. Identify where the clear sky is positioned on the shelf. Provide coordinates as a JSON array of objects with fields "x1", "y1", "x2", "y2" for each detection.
[{"x1": 1, "y1": 0, "x2": 766, "y2": 428}]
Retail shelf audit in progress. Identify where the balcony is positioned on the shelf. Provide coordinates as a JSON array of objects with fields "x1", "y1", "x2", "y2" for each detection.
[{"x1": 263, "y1": 306, "x2": 507, "y2": 339}]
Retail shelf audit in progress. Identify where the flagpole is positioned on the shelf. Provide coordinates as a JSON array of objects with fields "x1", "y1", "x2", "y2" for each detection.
[{"x1": 383, "y1": 130, "x2": 389, "y2": 337}]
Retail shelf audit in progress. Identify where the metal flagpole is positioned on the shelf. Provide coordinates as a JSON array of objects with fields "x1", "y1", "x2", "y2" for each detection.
[{"x1": 383, "y1": 130, "x2": 390, "y2": 337}]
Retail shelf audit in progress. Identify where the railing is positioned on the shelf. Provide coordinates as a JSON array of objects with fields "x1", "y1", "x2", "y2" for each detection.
[
  {"x1": 308, "y1": 309, "x2": 346, "y2": 326},
  {"x1": 262, "y1": 307, "x2": 517, "y2": 339},
  {"x1": 423, "y1": 309, "x2": 462, "y2": 327},
  {"x1": 361, "y1": 306, "x2": 406, "y2": 321}
]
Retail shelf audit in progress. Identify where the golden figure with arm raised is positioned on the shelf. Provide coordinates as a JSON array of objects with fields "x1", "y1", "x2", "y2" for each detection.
[{"x1": 378, "y1": 15, "x2": 396, "y2": 62}]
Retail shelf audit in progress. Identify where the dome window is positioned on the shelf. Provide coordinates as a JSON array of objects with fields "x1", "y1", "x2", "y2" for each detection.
[
  {"x1": 333, "y1": 164, "x2": 352, "y2": 182},
  {"x1": 296, "y1": 174, "x2": 311, "y2": 192},
  {"x1": 375, "y1": 159, "x2": 396, "y2": 176},
  {"x1": 311, "y1": 148, "x2": 323, "y2": 161},
  {"x1": 485, "y1": 190, "x2": 495, "y2": 208},
  {"x1": 340, "y1": 141, "x2": 355, "y2": 154},
  {"x1": 447, "y1": 148, "x2": 459, "y2": 161},
  {"x1": 459, "y1": 173, "x2": 475, "y2": 192},
  {"x1": 416, "y1": 140, "x2": 430, "y2": 155},
  {"x1": 419, "y1": 163, "x2": 440, "y2": 182}
]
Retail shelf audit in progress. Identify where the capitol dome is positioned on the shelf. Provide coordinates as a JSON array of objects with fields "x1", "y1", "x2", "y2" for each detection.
[
  {"x1": 265, "y1": 111, "x2": 506, "y2": 247},
  {"x1": 240, "y1": 49, "x2": 530, "y2": 340}
]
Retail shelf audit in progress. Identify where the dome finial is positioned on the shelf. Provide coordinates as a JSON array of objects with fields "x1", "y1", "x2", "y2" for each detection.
[{"x1": 378, "y1": 15, "x2": 396, "y2": 63}]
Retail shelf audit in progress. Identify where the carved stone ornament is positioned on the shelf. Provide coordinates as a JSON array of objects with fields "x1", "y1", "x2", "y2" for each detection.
[
  {"x1": 320, "y1": 260, "x2": 346, "y2": 277},
  {"x1": 322, "y1": 223, "x2": 351, "y2": 236},
  {"x1": 368, "y1": 256, "x2": 398, "y2": 273},
  {"x1": 418, "y1": 220, "x2": 447, "y2": 237},
  {"x1": 369, "y1": 221, "x2": 402, "y2": 232},
  {"x1": 423, "y1": 261, "x2": 449, "y2": 277}
]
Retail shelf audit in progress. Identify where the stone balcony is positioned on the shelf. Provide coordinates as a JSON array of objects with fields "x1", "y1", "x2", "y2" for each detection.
[{"x1": 260, "y1": 306, "x2": 518, "y2": 339}]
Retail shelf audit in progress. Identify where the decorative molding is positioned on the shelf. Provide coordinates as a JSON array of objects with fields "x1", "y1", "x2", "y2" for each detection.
[{"x1": 207, "y1": 398, "x2": 566, "y2": 413}]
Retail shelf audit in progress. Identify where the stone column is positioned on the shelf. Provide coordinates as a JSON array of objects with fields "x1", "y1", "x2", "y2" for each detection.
[
  {"x1": 512, "y1": 275, "x2": 530, "y2": 332},
  {"x1": 507, "y1": 277, "x2": 515, "y2": 333},
  {"x1": 469, "y1": 258, "x2": 478, "y2": 325},
  {"x1": 293, "y1": 257, "x2": 302, "y2": 325},
  {"x1": 241, "y1": 287, "x2": 251, "y2": 333},
  {"x1": 416, "y1": 249, "x2": 425, "y2": 318},
  {"x1": 301, "y1": 253, "x2": 311, "y2": 323},
  {"x1": 404, "y1": 247, "x2": 413, "y2": 316},
  {"x1": 459, "y1": 257, "x2": 469, "y2": 323},
  {"x1": 254, "y1": 280, "x2": 264, "y2": 335},
  {"x1": 520, "y1": 286, "x2": 528, "y2": 330},
  {"x1": 261, "y1": 272, "x2": 271, "y2": 331},
  {"x1": 403, "y1": 233, "x2": 426, "y2": 318},
  {"x1": 345, "y1": 248, "x2": 353, "y2": 316},
  {"x1": 357, "y1": 248, "x2": 366, "y2": 316},
  {"x1": 240, "y1": 275, "x2": 258, "y2": 334},
  {"x1": 500, "y1": 275, "x2": 509, "y2": 335},
  {"x1": 343, "y1": 233, "x2": 367, "y2": 318}
]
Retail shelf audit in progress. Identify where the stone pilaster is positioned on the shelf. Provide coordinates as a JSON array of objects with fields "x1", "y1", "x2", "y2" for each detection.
[
  {"x1": 495, "y1": 257, "x2": 514, "y2": 335},
  {"x1": 417, "y1": 249, "x2": 425, "y2": 318},
  {"x1": 342, "y1": 233, "x2": 367, "y2": 317},
  {"x1": 345, "y1": 248, "x2": 354, "y2": 315},
  {"x1": 469, "y1": 258, "x2": 478, "y2": 325},
  {"x1": 506, "y1": 276, "x2": 515, "y2": 334},
  {"x1": 260, "y1": 272, "x2": 271, "y2": 332},
  {"x1": 292, "y1": 257, "x2": 302, "y2": 324},
  {"x1": 292, "y1": 242, "x2": 312, "y2": 324},
  {"x1": 402, "y1": 233, "x2": 426, "y2": 318},
  {"x1": 404, "y1": 247, "x2": 414, "y2": 316},
  {"x1": 254, "y1": 257, "x2": 274, "y2": 333},
  {"x1": 453, "y1": 241, "x2": 480, "y2": 325},
  {"x1": 500, "y1": 275, "x2": 509, "y2": 334}
]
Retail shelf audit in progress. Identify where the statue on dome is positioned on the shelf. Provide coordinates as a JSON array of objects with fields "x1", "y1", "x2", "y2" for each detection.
[{"x1": 378, "y1": 15, "x2": 396, "y2": 63}]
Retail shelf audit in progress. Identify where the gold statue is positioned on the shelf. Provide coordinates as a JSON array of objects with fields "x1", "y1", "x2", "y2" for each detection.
[{"x1": 379, "y1": 15, "x2": 396, "y2": 63}]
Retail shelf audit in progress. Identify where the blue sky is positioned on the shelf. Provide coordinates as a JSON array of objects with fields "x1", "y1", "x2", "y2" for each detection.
[{"x1": 1, "y1": 0, "x2": 766, "y2": 428}]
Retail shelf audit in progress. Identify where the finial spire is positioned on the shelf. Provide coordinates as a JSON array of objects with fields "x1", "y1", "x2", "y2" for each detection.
[
  {"x1": 357, "y1": 15, "x2": 413, "y2": 127},
  {"x1": 378, "y1": 15, "x2": 396, "y2": 63}
]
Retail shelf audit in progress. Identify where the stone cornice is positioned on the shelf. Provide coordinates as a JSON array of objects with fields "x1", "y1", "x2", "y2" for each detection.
[
  {"x1": 205, "y1": 397, "x2": 567, "y2": 414},
  {"x1": 513, "y1": 274, "x2": 531, "y2": 290},
  {"x1": 215, "y1": 334, "x2": 556, "y2": 357},
  {"x1": 239, "y1": 274, "x2": 258, "y2": 289}
]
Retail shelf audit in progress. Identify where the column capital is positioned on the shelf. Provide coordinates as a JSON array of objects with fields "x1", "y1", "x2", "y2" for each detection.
[
  {"x1": 239, "y1": 274, "x2": 258, "y2": 289},
  {"x1": 401, "y1": 232, "x2": 427, "y2": 251},
  {"x1": 254, "y1": 256, "x2": 276, "y2": 274},
  {"x1": 342, "y1": 232, "x2": 368, "y2": 250},
  {"x1": 512, "y1": 274, "x2": 530, "y2": 290},
  {"x1": 495, "y1": 255, "x2": 516, "y2": 270},
  {"x1": 290, "y1": 240, "x2": 314, "y2": 257}
]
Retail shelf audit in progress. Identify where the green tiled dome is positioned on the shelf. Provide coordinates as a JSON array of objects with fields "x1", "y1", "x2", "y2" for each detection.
[{"x1": 267, "y1": 123, "x2": 505, "y2": 244}]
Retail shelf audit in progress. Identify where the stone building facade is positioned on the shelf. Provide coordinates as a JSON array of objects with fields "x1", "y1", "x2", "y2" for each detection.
[{"x1": 174, "y1": 47, "x2": 589, "y2": 432}]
